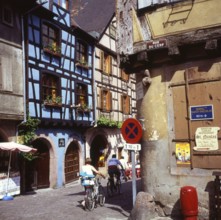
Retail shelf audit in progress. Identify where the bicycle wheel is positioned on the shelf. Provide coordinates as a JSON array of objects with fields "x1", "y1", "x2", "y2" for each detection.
[
  {"x1": 116, "y1": 179, "x2": 121, "y2": 194},
  {"x1": 85, "y1": 187, "x2": 95, "y2": 211},
  {"x1": 107, "y1": 179, "x2": 113, "y2": 197},
  {"x1": 98, "y1": 185, "x2": 105, "y2": 206}
]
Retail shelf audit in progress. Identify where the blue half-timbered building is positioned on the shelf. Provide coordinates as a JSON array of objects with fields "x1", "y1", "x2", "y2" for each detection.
[{"x1": 25, "y1": 0, "x2": 95, "y2": 190}]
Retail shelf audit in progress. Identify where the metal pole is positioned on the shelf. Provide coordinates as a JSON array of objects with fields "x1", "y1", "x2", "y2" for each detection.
[{"x1": 131, "y1": 150, "x2": 136, "y2": 206}]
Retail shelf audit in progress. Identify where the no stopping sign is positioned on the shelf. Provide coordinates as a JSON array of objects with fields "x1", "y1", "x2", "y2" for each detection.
[{"x1": 121, "y1": 118, "x2": 143, "y2": 144}]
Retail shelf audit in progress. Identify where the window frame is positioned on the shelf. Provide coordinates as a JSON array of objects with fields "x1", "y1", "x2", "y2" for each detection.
[
  {"x1": 41, "y1": 72, "x2": 61, "y2": 105},
  {"x1": 121, "y1": 69, "x2": 129, "y2": 82},
  {"x1": 100, "y1": 88, "x2": 112, "y2": 112},
  {"x1": 42, "y1": 22, "x2": 61, "y2": 56},
  {"x1": 121, "y1": 94, "x2": 130, "y2": 115},
  {"x1": 2, "y1": 6, "x2": 13, "y2": 27},
  {"x1": 100, "y1": 51, "x2": 112, "y2": 75},
  {"x1": 75, "y1": 82, "x2": 88, "y2": 107},
  {"x1": 75, "y1": 40, "x2": 88, "y2": 65},
  {"x1": 109, "y1": 23, "x2": 116, "y2": 39}
]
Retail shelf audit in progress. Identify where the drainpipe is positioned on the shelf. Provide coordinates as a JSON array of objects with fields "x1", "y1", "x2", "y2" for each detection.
[
  {"x1": 92, "y1": 46, "x2": 97, "y2": 126},
  {"x1": 21, "y1": 16, "x2": 27, "y2": 124}
]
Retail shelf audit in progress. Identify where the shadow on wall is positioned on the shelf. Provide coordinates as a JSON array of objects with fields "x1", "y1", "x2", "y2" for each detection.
[
  {"x1": 205, "y1": 180, "x2": 217, "y2": 220},
  {"x1": 170, "y1": 199, "x2": 181, "y2": 220}
]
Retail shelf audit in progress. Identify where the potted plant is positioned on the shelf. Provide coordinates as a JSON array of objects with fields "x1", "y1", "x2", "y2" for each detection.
[
  {"x1": 75, "y1": 57, "x2": 90, "y2": 69},
  {"x1": 43, "y1": 95, "x2": 62, "y2": 107},
  {"x1": 43, "y1": 42, "x2": 61, "y2": 56},
  {"x1": 73, "y1": 103, "x2": 91, "y2": 112}
]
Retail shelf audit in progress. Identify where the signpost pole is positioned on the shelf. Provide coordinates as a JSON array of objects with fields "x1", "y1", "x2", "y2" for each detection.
[
  {"x1": 121, "y1": 118, "x2": 143, "y2": 207},
  {"x1": 131, "y1": 150, "x2": 136, "y2": 206}
]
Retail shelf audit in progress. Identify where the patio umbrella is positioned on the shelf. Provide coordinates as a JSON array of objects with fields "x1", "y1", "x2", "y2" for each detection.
[{"x1": 0, "y1": 142, "x2": 37, "y2": 201}]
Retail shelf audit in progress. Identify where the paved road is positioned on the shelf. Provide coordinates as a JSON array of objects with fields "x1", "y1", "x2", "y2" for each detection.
[{"x1": 0, "y1": 178, "x2": 141, "y2": 220}]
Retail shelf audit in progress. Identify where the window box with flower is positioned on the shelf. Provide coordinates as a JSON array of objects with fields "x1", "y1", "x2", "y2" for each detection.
[
  {"x1": 75, "y1": 58, "x2": 90, "y2": 69},
  {"x1": 72, "y1": 103, "x2": 91, "y2": 113},
  {"x1": 43, "y1": 95, "x2": 62, "y2": 107},
  {"x1": 43, "y1": 42, "x2": 61, "y2": 57}
]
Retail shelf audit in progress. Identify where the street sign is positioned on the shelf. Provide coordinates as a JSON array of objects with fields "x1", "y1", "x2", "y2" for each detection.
[
  {"x1": 124, "y1": 143, "x2": 141, "y2": 151},
  {"x1": 121, "y1": 118, "x2": 143, "y2": 144},
  {"x1": 190, "y1": 104, "x2": 214, "y2": 120}
]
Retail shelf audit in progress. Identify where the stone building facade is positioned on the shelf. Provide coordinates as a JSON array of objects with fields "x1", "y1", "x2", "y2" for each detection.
[{"x1": 116, "y1": 0, "x2": 221, "y2": 218}]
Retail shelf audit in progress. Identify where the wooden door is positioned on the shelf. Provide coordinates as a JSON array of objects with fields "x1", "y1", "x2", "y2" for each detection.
[
  {"x1": 36, "y1": 150, "x2": 50, "y2": 188},
  {"x1": 65, "y1": 144, "x2": 79, "y2": 183}
]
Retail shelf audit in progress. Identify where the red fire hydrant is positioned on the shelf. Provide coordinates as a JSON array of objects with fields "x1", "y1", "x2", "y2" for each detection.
[{"x1": 180, "y1": 186, "x2": 198, "y2": 220}]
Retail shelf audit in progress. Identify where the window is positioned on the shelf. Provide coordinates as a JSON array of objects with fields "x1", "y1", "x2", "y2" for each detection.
[
  {"x1": 42, "y1": 22, "x2": 60, "y2": 55},
  {"x1": 2, "y1": 6, "x2": 13, "y2": 26},
  {"x1": 138, "y1": 0, "x2": 186, "y2": 9},
  {"x1": 121, "y1": 69, "x2": 129, "y2": 82},
  {"x1": 110, "y1": 23, "x2": 116, "y2": 39},
  {"x1": 100, "y1": 51, "x2": 112, "y2": 75},
  {"x1": 54, "y1": 0, "x2": 69, "y2": 9},
  {"x1": 76, "y1": 40, "x2": 88, "y2": 64},
  {"x1": 0, "y1": 57, "x2": 12, "y2": 92},
  {"x1": 121, "y1": 94, "x2": 130, "y2": 114},
  {"x1": 42, "y1": 73, "x2": 61, "y2": 104},
  {"x1": 100, "y1": 89, "x2": 112, "y2": 112},
  {"x1": 76, "y1": 83, "x2": 88, "y2": 106}
]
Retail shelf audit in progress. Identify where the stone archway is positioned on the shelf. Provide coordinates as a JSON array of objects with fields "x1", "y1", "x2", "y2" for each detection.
[
  {"x1": 90, "y1": 135, "x2": 108, "y2": 169},
  {"x1": 26, "y1": 138, "x2": 50, "y2": 191}
]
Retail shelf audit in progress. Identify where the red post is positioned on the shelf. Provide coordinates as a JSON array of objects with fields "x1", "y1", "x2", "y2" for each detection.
[{"x1": 180, "y1": 186, "x2": 198, "y2": 220}]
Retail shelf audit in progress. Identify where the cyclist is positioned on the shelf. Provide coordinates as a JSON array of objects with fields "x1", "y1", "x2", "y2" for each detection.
[
  {"x1": 107, "y1": 154, "x2": 123, "y2": 182},
  {"x1": 82, "y1": 157, "x2": 105, "y2": 178},
  {"x1": 81, "y1": 158, "x2": 105, "y2": 208}
]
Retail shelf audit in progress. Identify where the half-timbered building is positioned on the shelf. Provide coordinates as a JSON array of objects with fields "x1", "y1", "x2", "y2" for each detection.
[
  {"x1": 71, "y1": 0, "x2": 137, "y2": 170},
  {"x1": 25, "y1": 0, "x2": 95, "y2": 190}
]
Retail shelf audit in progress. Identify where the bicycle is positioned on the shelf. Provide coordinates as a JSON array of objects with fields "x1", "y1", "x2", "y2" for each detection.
[
  {"x1": 107, "y1": 173, "x2": 121, "y2": 197},
  {"x1": 80, "y1": 172, "x2": 105, "y2": 211}
]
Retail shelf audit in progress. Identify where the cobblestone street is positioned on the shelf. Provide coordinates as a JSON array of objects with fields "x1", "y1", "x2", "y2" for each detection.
[{"x1": 0, "y1": 178, "x2": 141, "y2": 220}]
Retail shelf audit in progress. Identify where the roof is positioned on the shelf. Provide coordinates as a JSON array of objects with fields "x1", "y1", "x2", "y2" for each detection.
[{"x1": 70, "y1": 0, "x2": 115, "y2": 39}]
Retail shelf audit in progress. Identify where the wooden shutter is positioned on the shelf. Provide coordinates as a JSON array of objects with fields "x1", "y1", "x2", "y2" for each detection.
[
  {"x1": 100, "y1": 89, "x2": 112, "y2": 112},
  {"x1": 109, "y1": 56, "x2": 112, "y2": 75},
  {"x1": 172, "y1": 67, "x2": 221, "y2": 169},
  {"x1": 100, "y1": 51, "x2": 104, "y2": 71},
  {"x1": 121, "y1": 95, "x2": 130, "y2": 114}
]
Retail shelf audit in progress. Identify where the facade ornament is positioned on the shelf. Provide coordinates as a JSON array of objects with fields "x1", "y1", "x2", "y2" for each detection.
[{"x1": 142, "y1": 69, "x2": 152, "y2": 86}]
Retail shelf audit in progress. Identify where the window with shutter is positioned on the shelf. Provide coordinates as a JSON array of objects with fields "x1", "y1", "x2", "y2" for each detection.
[
  {"x1": 100, "y1": 51, "x2": 112, "y2": 75},
  {"x1": 121, "y1": 94, "x2": 130, "y2": 114},
  {"x1": 100, "y1": 89, "x2": 112, "y2": 112},
  {"x1": 121, "y1": 69, "x2": 129, "y2": 82}
]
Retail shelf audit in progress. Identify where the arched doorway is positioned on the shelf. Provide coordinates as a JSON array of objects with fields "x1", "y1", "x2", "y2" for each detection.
[
  {"x1": 26, "y1": 139, "x2": 50, "y2": 191},
  {"x1": 90, "y1": 135, "x2": 108, "y2": 169},
  {"x1": 65, "y1": 142, "x2": 79, "y2": 183}
]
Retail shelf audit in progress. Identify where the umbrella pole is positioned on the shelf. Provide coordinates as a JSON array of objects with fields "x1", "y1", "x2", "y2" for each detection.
[{"x1": 3, "y1": 151, "x2": 13, "y2": 201}]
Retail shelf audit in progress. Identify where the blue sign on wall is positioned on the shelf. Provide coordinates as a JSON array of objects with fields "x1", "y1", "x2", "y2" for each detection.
[{"x1": 190, "y1": 105, "x2": 214, "y2": 120}]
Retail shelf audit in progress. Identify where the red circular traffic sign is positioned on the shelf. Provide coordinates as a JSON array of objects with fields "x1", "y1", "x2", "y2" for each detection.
[{"x1": 121, "y1": 118, "x2": 143, "y2": 144}]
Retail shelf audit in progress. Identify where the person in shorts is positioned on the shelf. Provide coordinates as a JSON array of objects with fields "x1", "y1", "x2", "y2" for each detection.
[{"x1": 107, "y1": 154, "x2": 123, "y2": 181}]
